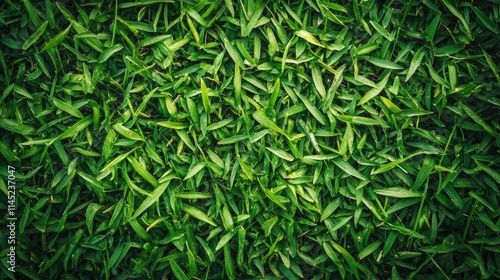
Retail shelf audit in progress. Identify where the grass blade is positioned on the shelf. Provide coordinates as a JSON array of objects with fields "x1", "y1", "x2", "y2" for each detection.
[
  {"x1": 312, "y1": 65, "x2": 326, "y2": 98},
  {"x1": 201, "y1": 78, "x2": 211, "y2": 113},
  {"x1": 0, "y1": 118, "x2": 35, "y2": 135},
  {"x1": 253, "y1": 110, "x2": 289, "y2": 138},
  {"x1": 412, "y1": 156, "x2": 435, "y2": 190},
  {"x1": 361, "y1": 56, "x2": 402, "y2": 70},
  {"x1": 53, "y1": 116, "x2": 93, "y2": 143},
  {"x1": 295, "y1": 92, "x2": 327, "y2": 125},
  {"x1": 473, "y1": 159, "x2": 500, "y2": 185},
  {"x1": 98, "y1": 44, "x2": 123, "y2": 63},
  {"x1": 22, "y1": 21, "x2": 48, "y2": 50},
  {"x1": 295, "y1": 30, "x2": 325, "y2": 48},
  {"x1": 459, "y1": 103, "x2": 496, "y2": 136},
  {"x1": 100, "y1": 147, "x2": 138, "y2": 173},
  {"x1": 128, "y1": 156, "x2": 158, "y2": 187},
  {"x1": 375, "y1": 187, "x2": 422, "y2": 198},
  {"x1": 40, "y1": 23, "x2": 72, "y2": 52},
  {"x1": 266, "y1": 147, "x2": 294, "y2": 162},
  {"x1": 169, "y1": 260, "x2": 188, "y2": 280},
  {"x1": 370, "y1": 20, "x2": 394, "y2": 41},
  {"x1": 406, "y1": 46, "x2": 426, "y2": 82},
  {"x1": 112, "y1": 123, "x2": 143, "y2": 141},
  {"x1": 52, "y1": 98, "x2": 84, "y2": 118},
  {"x1": 359, "y1": 73, "x2": 390, "y2": 105},
  {"x1": 184, "y1": 162, "x2": 205, "y2": 181},
  {"x1": 132, "y1": 181, "x2": 170, "y2": 220},
  {"x1": 332, "y1": 158, "x2": 368, "y2": 181},
  {"x1": 442, "y1": 0, "x2": 471, "y2": 38},
  {"x1": 181, "y1": 204, "x2": 217, "y2": 226}
]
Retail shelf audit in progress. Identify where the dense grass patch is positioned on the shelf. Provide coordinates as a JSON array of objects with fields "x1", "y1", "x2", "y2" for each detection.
[{"x1": 1, "y1": 0, "x2": 500, "y2": 279}]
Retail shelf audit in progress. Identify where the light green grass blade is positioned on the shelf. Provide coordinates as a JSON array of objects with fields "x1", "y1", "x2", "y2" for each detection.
[
  {"x1": 132, "y1": 181, "x2": 170, "y2": 220},
  {"x1": 181, "y1": 204, "x2": 217, "y2": 226}
]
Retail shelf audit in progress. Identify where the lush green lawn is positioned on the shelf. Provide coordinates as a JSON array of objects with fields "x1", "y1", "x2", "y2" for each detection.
[{"x1": 1, "y1": 0, "x2": 500, "y2": 279}]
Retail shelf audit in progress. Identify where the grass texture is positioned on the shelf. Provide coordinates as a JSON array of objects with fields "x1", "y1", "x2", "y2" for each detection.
[{"x1": 1, "y1": 0, "x2": 500, "y2": 279}]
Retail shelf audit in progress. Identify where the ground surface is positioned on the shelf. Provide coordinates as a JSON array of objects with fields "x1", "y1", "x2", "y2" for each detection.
[{"x1": 0, "y1": 0, "x2": 500, "y2": 279}]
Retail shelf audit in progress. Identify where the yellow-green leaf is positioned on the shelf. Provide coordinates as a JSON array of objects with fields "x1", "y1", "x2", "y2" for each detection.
[{"x1": 295, "y1": 30, "x2": 325, "y2": 47}]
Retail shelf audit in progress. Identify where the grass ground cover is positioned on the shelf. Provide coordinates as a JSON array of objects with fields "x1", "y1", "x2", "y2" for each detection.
[{"x1": 0, "y1": 0, "x2": 499, "y2": 279}]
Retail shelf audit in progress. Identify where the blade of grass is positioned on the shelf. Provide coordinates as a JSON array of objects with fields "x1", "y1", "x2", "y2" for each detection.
[
  {"x1": 132, "y1": 181, "x2": 170, "y2": 220},
  {"x1": 181, "y1": 204, "x2": 217, "y2": 226},
  {"x1": 40, "y1": 23, "x2": 72, "y2": 52}
]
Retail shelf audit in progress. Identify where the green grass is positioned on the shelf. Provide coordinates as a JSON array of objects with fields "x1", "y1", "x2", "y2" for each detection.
[{"x1": 1, "y1": 0, "x2": 500, "y2": 279}]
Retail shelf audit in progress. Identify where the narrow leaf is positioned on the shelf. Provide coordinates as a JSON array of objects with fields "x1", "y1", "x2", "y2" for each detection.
[
  {"x1": 295, "y1": 30, "x2": 325, "y2": 47},
  {"x1": 201, "y1": 78, "x2": 210, "y2": 113},
  {"x1": 182, "y1": 204, "x2": 217, "y2": 226},
  {"x1": 253, "y1": 110, "x2": 289, "y2": 138},
  {"x1": 40, "y1": 23, "x2": 72, "y2": 52},
  {"x1": 22, "y1": 21, "x2": 48, "y2": 50},
  {"x1": 132, "y1": 181, "x2": 170, "y2": 219},
  {"x1": 332, "y1": 158, "x2": 368, "y2": 181},
  {"x1": 375, "y1": 187, "x2": 422, "y2": 198},
  {"x1": 0, "y1": 118, "x2": 35, "y2": 135},
  {"x1": 112, "y1": 123, "x2": 143, "y2": 141},
  {"x1": 359, "y1": 74, "x2": 390, "y2": 105}
]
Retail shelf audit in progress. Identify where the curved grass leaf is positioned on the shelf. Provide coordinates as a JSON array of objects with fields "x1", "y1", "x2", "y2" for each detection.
[
  {"x1": 295, "y1": 92, "x2": 327, "y2": 125},
  {"x1": 370, "y1": 20, "x2": 394, "y2": 41},
  {"x1": 85, "y1": 203, "x2": 103, "y2": 235},
  {"x1": 468, "y1": 5, "x2": 498, "y2": 34},
  {"x1": 405, "y1": 46, "x2": 426, "y2": 82},
  {"x1": 253, "y1": 110, "x2": 289, "y2": 138},
  {"x1": 266, "y1": 147, "x2": 294, "y2": 162},
  {"x1": 40, "y1": 23, "x2": 72, "y2": 52},
  {"x1": 181, "y1": 204, "x2": 217, "y2": 226},
  {"x1": 201, "y1": 78, "x2": 210, "y2": 113},
  {"x1": 361, "y1": 56, "x2": 402, "y2": 70},
  {"x1": 128, "y1": 156, "x2": 158, "y2": 187},
  {"x1": 22, "y1": 21, "x2": 48, "y2": 50},
  {"x1": 435, "y1": 44, "x2": 464, "y2": 57},
  {"x1": 374, "y1": 187, "x2": 422, "y2": 198},
  {"x1": 442, "y1": 0, "x2": 471, "y2": 38},
  {"x1": 330, "y1": 241, "x2": 360, "y2": 279},
  {"x1": 132, "y1": 181, "x2": 170, "y2": 220},
  {"x1": 336, "y1": 115, "x2": 381, "y2": 126},
  {"x1": 355, "y1": 42, "x2": 379, "y2": 56},
  {"x1": 460, "y1": 103, "x2": 496, "y2": 136},
  {"x1": 380, "y1": 96, "x2": 402, "y2": 112},
  {"x1": 175, "y1": 192, "x2": 212, "y2": 199},
  {"x1": 332, "y1": 158, "x2": 368, "y2": 181},
  {"x1": 295, "y1": 30, "x2": 325, "y2": 47},
  {"x1": 157, "y1": 121, "x2": 189, "y2": 130},
  {"x1": 0, "y1": 118, "x2": 35, "y2": 135},
  {"x1": 359, "y1": 74, "x2": 390, "y2": 105},
  {"x1": 427, "y1": 13, "x2": 441, "y2": 42},
  {"x1": 358, "y1": 240, "x2": 382, "y2": 260},
  {"x1": 474, "y1": 159, "x2": 500, "y2": 184},
  {"x1": 40, "y1": 244, "x2": 67, "y2": 273},
  {"x1": 98, "y1": 44, "x2": 123, "y2": 63},
  {"x1": 320, "y1": 197, "x2": 341, "y2": 222},
  {"x1": 112, "y1": 123, "x2": 143, "y2": 141},
  {"x1": 100, "y1": 147, "x2": 138, "y2": 173},
  {"x1": 216, "y1": 231, "x2": 236, "y2": 251},
  {"x1": 184, "y1": 162, "x2": 205, "y2": 181},
  {"x1": 53, "y1": 116, "x2": 93, "y2": 143},
  {"x1": 269, "y1": 78, "x2": 280, "y2": 108},
  {"x1": 469, "y1": 191, "x2": 494, "y2": 212},
  {"x1": 371, "y1": 156, "x2": 411, "y2": 175},
  {"x1": 52, "y1": 98, "x2": 84, "y2": 118},
  {"x1": 169, "y1": 260, "x2": 188, "y2": 280},
  {"x1": 412, "y1": 156, "x2": 435, "y2": 190}
]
